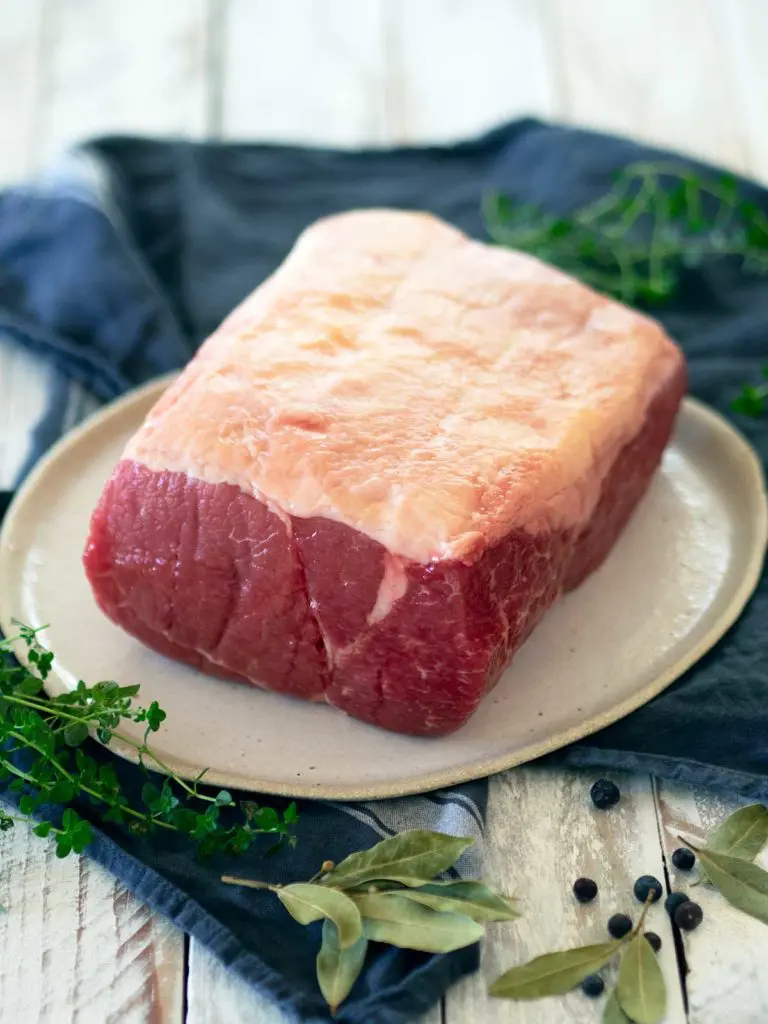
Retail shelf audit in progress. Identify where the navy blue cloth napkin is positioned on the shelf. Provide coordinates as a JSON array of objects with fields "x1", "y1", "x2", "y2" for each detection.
[{"x1": 0, "y1": 119, "x2": 767, "y2": 1022}]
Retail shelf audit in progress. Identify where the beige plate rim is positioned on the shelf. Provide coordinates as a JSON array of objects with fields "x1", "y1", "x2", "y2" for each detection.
[{"x1": 0, "y1": 377, "x2": 766, "y2": 800}]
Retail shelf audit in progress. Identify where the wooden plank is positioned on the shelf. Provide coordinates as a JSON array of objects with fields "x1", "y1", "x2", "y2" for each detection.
[
  {"x1": 0, "y1": 0, "x2": 44, "y2": 187},
  {"x1": 380, "y1": 0, "x2": 555, "y2": 143},
  {"x1": 655, "y1": 781, "x2": 768, "y2": 1024},
  {"x1": 0, "y1": 821, "x2": 184, "y2": 1022},
  {"x1": 545, "y1": 0, "x2": 751, "y2": 174},
  {"x1": 446, "y1": 768, "x2": 687, "y2": 1023},
  {"x1": 220, "y1": 0, "x2": 388, "y2": 145},
  {"x1": 187, "y1": 940, "x2": 443, "y2": 1023},
  {"x1": 0, "y1": 341, "x2": 51, "y2": 489},
  {"x1": 717, "y1": 0, "x2": 768, "y2": 185},
  {"x1": 36, "y1": 0, "x2": 210, "y2": 166}
]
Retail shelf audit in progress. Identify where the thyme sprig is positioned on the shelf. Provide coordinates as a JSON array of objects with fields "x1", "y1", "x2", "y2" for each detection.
[
  {"x1": 0, "y1": 623, "x2": 297, "y2": 858},
  {"x1": 484, "y1": 162, "x2": 768, "y2": 306}
]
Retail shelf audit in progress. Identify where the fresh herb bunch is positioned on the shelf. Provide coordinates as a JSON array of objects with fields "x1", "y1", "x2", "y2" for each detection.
[
  {"x1": 483, "y1": 162, "x2": 768, "y2": 306},
  {"x1": 223, "y1": 829, "x2": 518, "y2": 1014},
  {"x1": 0, "y1": 623, "x2": 297, "y2": 858}
]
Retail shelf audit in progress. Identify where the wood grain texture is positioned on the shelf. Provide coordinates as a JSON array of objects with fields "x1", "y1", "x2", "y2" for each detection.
[
  {"x1": 0, "y1": 822, "x2": 184, "y2": 1023},
  {"x1": 37, "y1": 0, "x2": 211, "y2": 165},
  {"x1": 0, "y1": 0, "x2": 44, "y2": 186},
  {"x1": 380, "y1": 0, "x2": 554, "y2": 143},
  {"x1": 717, "y1": 0, "x2": 768, "y2": 185},
  {"x1": 656, "y1": 781, "x2": 768, "y2": 1024},
  {"x1": 446, "y1": 768, "x2": 686, "y2": 1023},
  {"x1": 546, "y1": 0, "x2": 751, "y2": 174},
  {"x1": 0, "y1": 340, "x2": 51, "y2": 489},
  {"x1": 220, "y1": 0, "x2": 389, "y2": 145}
]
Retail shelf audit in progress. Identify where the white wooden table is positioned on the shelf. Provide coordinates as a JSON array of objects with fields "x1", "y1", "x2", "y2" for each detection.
[{"x1": 0, "y1": 2, "x2": 767, "y2": 1021}]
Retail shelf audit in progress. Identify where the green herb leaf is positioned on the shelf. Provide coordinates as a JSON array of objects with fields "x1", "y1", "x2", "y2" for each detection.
[
  {"x1": 354, "y1": 893, "x2": 483, "y2": 953},
  {"x1": 0, "y1": 622, "x2": 296, "y2": 867},
  {"x1": 604, "y1": 988, "x2": 632, "y2": 1023},
  {"x1": 379, "y1": 880, "x2": 519, "y2": 922},
  {"x1": 13, "y1": 674, "x2": 44, "y2": 697},
  {"x1": 706, "y1": 804, "x2": 768, "y2": 862},
  {"x1": 696, "y1": 847, "x2": 768, "y2": 924},
  {"x1": 284, "y1": 801, "x2": 299, "y2": 824},
  {"x1": 321, "y1": 830, "x2": 473, "y2": 889},
  {"x1": 63, "y1": 722, "x2": 89, "y2": 747},
  {"x1": 316, "y1": 919, "x2": 367, "y2": 1014},
  {"x1": 732, "y1": 383, "x2": 767, "y2": 417},
  {"x1": 278, "y1": 884, "x2": 362, "y2": 948},
  {"x1": 617, "y1": 934, "x2": 666, "y2": 1024},
  {"x1": 490, "y1": 941, "x2": 622, "y2": 999},
  {"x1": 18, "y1": 795, "x2": 36, "y2": 815}
]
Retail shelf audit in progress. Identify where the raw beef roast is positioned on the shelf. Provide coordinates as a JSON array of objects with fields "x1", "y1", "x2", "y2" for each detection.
[{"x1": 84, "y1": 210, "x2": 686, "y2": 736}]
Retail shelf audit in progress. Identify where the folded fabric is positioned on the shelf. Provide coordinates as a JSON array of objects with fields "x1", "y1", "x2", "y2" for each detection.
[{"x1": 0, "y1": 119, "x2": 766, "y2": 1023}]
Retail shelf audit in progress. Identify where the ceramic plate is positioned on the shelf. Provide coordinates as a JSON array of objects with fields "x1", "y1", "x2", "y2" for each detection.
[{"x1": 0, "y1": 378, "x2": 765, "y2": 800}]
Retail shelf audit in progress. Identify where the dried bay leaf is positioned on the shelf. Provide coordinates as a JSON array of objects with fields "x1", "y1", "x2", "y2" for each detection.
[
  {"x1": 316, "y1": 920, "x2": 368, "y2": 1013},
  {"x1": 489, "y1": 941, "x2": 622, "y2": 999},
  {"x1": 706, "y1": 804, "x2": 768, "y2": 863},
  {"x1": 277, "y1": 883, "x2": 362, "y2": 948},
  {"x1": 321, "y1": 830, "x2": 473, "y2": 889},
  {"x1": 389, "y1": 880, "x2": 519, "y2": 921},
  {"x1": 603, "y1": 988, "x2": 631, "y2": 1023},
  {"x1": 696, "y1": 847, "x2": 768, "y2": 925},
  {"x1": 617, "y1": 934, "x2": 666, "y2": 1024},
  {"x1": 354, "y1": 892, "x2": 483, "y2": 953}
]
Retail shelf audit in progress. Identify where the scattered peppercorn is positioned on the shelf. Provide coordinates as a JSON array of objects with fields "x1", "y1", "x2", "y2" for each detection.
[
  {"x1": 664, "y1": 892, "x2": 689, "y2": 918},
  {"x1": 674, "y1": 900, "x2": 704, "y2": 931},
  {"x1": 671, "y1": 847, "x2": 696, "y2": 871},
  {"x1": 581, "y1": 974, "x2": 605, "y2": 998},
  {"x1": 633, "y1": 874, "x2": 663, "y2": 903},
  {"x1": 590, "y1": 779, "x2": 621, "y2": 810},
  {"x1": 573, "y1": 877, "x2": 598, "y2": 903},
  {"x1": 644, "y1": 931, "x2": 662, "y2": 953},
  {"x1": 608, "y1": 912, "x2": 633, "y2": 939}
]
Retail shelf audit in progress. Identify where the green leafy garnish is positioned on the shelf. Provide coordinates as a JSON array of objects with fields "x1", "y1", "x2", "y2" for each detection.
[
  {"x1": 484, "y1": 163, "x2": 768, "y2": 305},
  {"x1": 0, "y1": 623, "x2": 296, "y2": 858},
  {"x1": 733, "y1": 367, "x2": 768, "y2": 417},
  {"x1": 223, "y1": 829, "x2": 515, "y2": 1013}
]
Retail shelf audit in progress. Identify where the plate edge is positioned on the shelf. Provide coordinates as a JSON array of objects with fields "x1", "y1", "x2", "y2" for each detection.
[{"x1": 0, "y1": 381, "x2": 766, "y2": 800}]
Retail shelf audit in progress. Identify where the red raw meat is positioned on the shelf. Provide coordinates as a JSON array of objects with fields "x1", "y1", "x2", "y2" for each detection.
[{"x1": 84, "y1": 210, "x2": 686, "y2": 736}]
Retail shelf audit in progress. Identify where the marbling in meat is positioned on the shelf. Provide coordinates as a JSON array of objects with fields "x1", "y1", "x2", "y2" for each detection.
[{"x1": 84, "y1": 210, "x2": 686, "y2": 735}]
